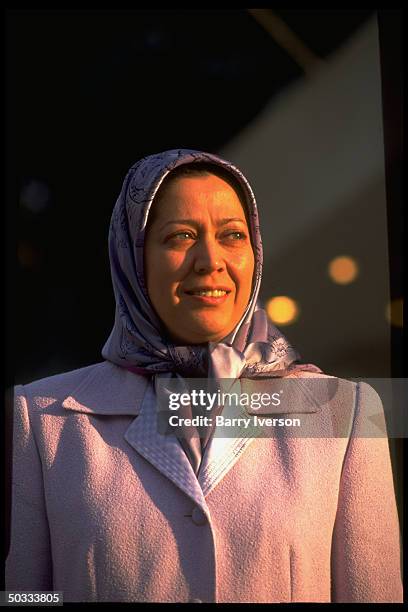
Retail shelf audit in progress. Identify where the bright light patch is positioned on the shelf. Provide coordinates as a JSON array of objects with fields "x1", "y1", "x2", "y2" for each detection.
[
  {"x1": 266, "y1": 296, "x2": 299, "y2": 326},
  {"x1": 385, "y1": 298, "x2": 403, "y2": 328},
  {"x1": 328, "y1": 255, "x2": 358, "y2": 284}
]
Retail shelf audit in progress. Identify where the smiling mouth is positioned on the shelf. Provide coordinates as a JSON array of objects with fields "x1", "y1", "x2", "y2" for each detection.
[
  {"x1": 186, "y1": 289, "x2": 229, "y2": 297},
  {"x1": 184, "y1": 288, "x2": 232, "y2": 298}
]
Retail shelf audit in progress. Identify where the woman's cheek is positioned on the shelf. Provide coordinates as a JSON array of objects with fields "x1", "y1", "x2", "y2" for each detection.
[
  {"x1": 227, "y1": 249, "x2": 255, "y2": 273},
  {"x1": 161, "y1": 250, "x2": 185, "y2": 273}
]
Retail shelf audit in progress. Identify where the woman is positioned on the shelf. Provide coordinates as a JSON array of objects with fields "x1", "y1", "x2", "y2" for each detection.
[{"x1": 6, "y1": 149, "x2": 402, "y2": 603}]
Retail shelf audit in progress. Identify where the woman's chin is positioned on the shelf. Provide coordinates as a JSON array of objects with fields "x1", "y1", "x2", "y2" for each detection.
[{"x1": 170, "y1": 316, "x2": 235, "y2": 345}]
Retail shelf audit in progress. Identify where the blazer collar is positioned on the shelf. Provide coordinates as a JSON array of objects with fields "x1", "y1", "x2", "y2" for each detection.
[
  {"x1": 62, "y1": 361, "x2": 149, "y2": 415},
  {"x1": 61, "y1": 362, "x2": 325, "y2": 516}
]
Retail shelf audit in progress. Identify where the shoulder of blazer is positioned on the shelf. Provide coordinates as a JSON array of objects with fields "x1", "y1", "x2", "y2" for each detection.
[
  {"x1": 280, "y1": 370, "x2": 358, "y2": 417},
  {"x1": 15, "y1": 361, "x2": 151, "y2": 416}
]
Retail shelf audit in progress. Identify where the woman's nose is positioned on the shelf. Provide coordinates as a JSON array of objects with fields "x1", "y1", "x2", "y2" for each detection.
[{"x1": 193, "y1": 236, "x2": 225, "y2": 274}]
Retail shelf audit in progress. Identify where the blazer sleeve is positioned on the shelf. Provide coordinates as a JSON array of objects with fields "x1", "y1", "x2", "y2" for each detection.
[
  {"x1": 330, "y1": 381, "x2": 403, "y2": 602},
  {"x1": 5, "y1": 385, "x2": 53, "y2": 591}
]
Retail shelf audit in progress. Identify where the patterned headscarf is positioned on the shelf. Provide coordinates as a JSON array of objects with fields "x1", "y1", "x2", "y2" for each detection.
[{"x1": 102, "y1": 149, "x2": 321, "y2": 472}]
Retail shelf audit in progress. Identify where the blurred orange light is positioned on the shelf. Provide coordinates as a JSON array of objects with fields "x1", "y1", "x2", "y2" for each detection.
[
  {"x1": 328, "y1": 255, "x2": 358, "y2": 284},
  {"x1": 385, "y1": 298, "x2": 403, "y2": 328},
  {"x1": 266, "y1": 296, "x2": 299, "y2": 326},
  {"x1": 17, "y1": 241, "x2": 40, "y2": 269}
]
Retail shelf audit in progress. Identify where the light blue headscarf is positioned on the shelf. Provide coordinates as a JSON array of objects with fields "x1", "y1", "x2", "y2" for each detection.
[{"x1": 102, "y1": 149, "x2": 321, "y2": 472}]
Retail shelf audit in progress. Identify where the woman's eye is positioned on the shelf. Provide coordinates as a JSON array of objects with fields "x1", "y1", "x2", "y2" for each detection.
[
  {"x1": 224, "y1": 231, "x2": 247, "y2": 241},
  {"x1": 171, "y1": 231, "x2": 195, "y2": 240}
]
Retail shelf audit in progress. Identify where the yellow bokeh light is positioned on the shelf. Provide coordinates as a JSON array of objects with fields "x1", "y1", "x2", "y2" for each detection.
[
  {"x1": 266, "y1": 296, "x2": 299, "y2": 326},
  {"x1": 385, "y1": 298, "x2": 403, "y2": 328},
  {"x1": 328, "y1": 255, "x2": 359, "y2": 284}
]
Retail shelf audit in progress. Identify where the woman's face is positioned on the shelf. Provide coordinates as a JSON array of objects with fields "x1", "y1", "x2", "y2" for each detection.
[{"x1": 144, "y1": 173, "x2": 255, "y2": 344}]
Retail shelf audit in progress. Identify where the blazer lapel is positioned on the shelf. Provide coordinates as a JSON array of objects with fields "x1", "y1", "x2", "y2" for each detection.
[
  {"x1": 62, "y1": 361, "x2": 209, "y2": 515},
  {"x1": 197, "y1": 379, "x2": 263, "y2": 496},
  {"x1": 124, "y1": 382, "x2": 208, "y2": 512}
]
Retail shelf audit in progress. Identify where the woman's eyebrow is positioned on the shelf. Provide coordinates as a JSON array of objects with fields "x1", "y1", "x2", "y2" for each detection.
[
  {"x1": 158, "y1": 217, "x2": 246, "y2": 231},
  {"x1": 218, "y1": 217, "x2": 247, "y2": 225}
]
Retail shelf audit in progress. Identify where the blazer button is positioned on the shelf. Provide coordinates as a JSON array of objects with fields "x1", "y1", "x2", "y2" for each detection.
[{"x1": 191, "y1": 507, "x2": 207, "y2": 526}]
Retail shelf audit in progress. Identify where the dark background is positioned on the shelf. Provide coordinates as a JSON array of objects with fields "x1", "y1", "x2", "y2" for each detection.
[{"x1": 4, "y1": 8, "x2": 404, "y2": 568}]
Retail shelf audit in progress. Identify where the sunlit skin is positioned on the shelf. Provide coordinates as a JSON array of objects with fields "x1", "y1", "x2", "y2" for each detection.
[{"x1": 144, "y1": 174, "x2": 255, "y2": 344}]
